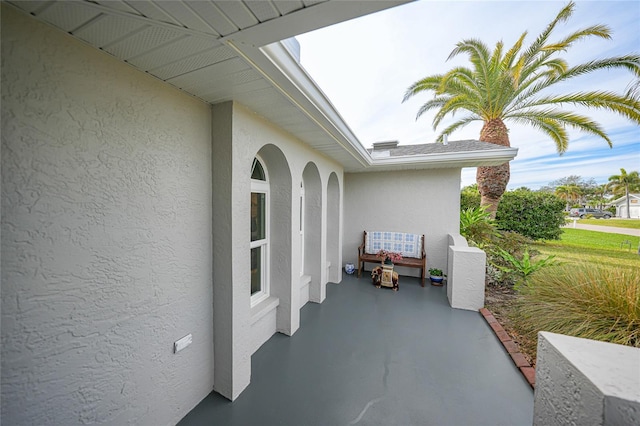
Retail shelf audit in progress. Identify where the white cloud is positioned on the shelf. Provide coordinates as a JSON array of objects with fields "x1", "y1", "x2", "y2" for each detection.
[{"x1": 297, "y1": 0, "x2": 640, "y2": 189}]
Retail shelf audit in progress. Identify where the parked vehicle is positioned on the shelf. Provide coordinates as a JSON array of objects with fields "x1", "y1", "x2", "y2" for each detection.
[{"x1": 568, "y1": 208, "x2": 611, "y2": 219}]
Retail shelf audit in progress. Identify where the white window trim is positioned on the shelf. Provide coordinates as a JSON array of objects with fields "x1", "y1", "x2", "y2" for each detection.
[{"x1": 251, "y1": 157, "x2": 270, "y2": 307}]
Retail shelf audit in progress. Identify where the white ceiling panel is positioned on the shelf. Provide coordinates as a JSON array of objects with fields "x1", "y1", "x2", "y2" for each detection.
[
  {"x1": 149, "y1": 45, "x2": 236, "y2": 80},
  {"x1": 272, "y1": 0, "x2": 304, "y2": 16},
  {"x1": 95, "y1": 0, "x2": 140, "y2": 14},
  {"x1": 36, "y1": 1, "x2": 101, "y2": 32},
  {"x1": 302, "y1": 0, "x2": 324, "y2": 6},
  {"x1": 215, "y1": 1, "x2": 259, "y2": 30},
  {"x1": 127, "y1": 35, "x2": 217, "y2": 70},
  {"x1": 200, "y1": 78, "x2": 272, "y2": 103},
  {"x1": 244, "y1": 1, "x2": 280, "y2": 21},
  {"x1": 74, "y1": 14, "x2": 146, "y2": 47},
  {"x1": 184, "y1": 0, "x2": 237, "y2": 36},
  {"x1": 104, "y1": 25, "x2": 185, "y2": 59},
  {"x1": 124, "y1": 1, "x2": 180, "y2": 25},
  {"x1": 166, "y1": 57, "x2": 250, "y2": 91},
  {"x1": 153, "y1": 1, "x2": 219, "y2": 35},
  {"x1": 182, "y1": 69, "x2": 261, "y2": 98},
  {"x1": 7, "y1": 1, "x2": 53, "y2": 14}
]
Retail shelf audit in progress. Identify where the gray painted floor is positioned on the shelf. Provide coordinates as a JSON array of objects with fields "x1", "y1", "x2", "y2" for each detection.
[{"x1": 179, "y1": 274, "x2": 533, "y2": 426}]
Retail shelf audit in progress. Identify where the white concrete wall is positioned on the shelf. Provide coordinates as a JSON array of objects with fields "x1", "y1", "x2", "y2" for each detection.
[
  {"x1": 343, "y1": 169, "x2": 461, "y2": 277},
  {"x1": 212, "y1": 101, "x2": 344, "y2": 400},
  {"x1": 1, "y1": 6, "x2": 213, "y2": 425},
  {"x1": 447, "y1": 235, "x2": 486, "y2": 311},
  {"x1": 534, "y1": 332, "x2": 640, "y2": 425}
]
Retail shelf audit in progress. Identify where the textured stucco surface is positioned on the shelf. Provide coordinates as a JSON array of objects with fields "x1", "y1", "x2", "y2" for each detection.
[
  {"x1": 343, "y1": 169, "x2": 461, "y2": 276},
  {"x1": 534, "y1": 332, "x2": 640, "y2": 425},
  {"x1": 447, "y1": 244, "x2": 486, "y2": 311},
  {"x1": 211, "y1": 101, "x2": 344, "y2": 400},
  {"x1": 2, "y1": 6, "x2": 213, "y2": 425}
]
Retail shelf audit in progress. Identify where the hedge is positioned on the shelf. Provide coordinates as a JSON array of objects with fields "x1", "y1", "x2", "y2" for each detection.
[{"x1": 495, "y1": 190, "x2": 566, "y2": 240}]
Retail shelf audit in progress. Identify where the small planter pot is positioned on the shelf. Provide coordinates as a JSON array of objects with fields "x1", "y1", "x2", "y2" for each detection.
[{"x1": 430, "y1": 275, "x2": 444, "y2": 286}]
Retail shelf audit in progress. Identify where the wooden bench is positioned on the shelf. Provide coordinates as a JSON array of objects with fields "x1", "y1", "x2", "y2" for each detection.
[{"x1": 357, "y1": 231, "x2": 427, "y2": 287}]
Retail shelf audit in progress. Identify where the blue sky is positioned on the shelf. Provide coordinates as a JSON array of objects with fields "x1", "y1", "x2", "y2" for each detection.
[{"x1": 296, "y1": 0, "x2": 640, "y2": 189}]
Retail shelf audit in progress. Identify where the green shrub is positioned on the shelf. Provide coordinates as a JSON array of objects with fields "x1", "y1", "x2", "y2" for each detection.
[
  {"x1": 516, "y1": 264, "x2": 640, "y2": 348},
  {"x1": 493, "y1": 248, "x2": 556, "y2": 289},
  {"x1": 460, "y1": 207, "x2": 498, "y2": 246},
  {"x1": 605, "y1": 205, "x2": 617, "y2": 215},
  {"x1": 496, "y1": 190, "x2": 566, "y2": 240},
  {"x1": 461, "y1": 185, "x2": 481, "y2": 211}
]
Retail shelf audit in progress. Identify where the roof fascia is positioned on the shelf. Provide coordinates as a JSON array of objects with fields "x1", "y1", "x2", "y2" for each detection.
[
  {"x1": 227, "y1": 39, "x2": 372, "y2": 166},
  {"x1": 362, "y1": 148, "x2": 519, "y2": 171},
  {"x1": 220, "y1": 0, "x2": 415, "y2": 47},
  {"x1": 609, "y1": 193, "x2": 640, "y2": 204}
]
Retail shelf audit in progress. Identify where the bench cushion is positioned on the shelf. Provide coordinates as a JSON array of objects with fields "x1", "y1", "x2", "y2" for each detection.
[{"x1": 365, "y1": 231, "x2": 422, "y2": 259}]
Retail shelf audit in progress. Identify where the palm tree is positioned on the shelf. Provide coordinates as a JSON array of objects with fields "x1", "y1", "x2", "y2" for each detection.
[
  {"x1": 555, "y1": 184, "x2": 582, "y2": 210},
  {"x1": 403, "y1": 1, "x2": 640, "y2": 216},
  {"x1": 608, "y1": 168, "x2": 640, "y2": 218}
]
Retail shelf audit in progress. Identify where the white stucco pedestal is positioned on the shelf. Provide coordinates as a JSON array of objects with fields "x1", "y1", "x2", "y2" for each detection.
[
  {"x1": 446, "y1": 235, "x2": 486, "y2": 311},
  {"x1": 534, "y1": 332, "x2": 640, "y2": 425}
]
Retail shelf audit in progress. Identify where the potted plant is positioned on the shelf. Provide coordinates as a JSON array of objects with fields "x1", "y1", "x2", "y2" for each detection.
[{"x1": 429, "y1": 268, "x2": 445, "y2": 286}]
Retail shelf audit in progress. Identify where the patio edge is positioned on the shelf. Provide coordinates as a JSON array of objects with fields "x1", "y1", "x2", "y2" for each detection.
[{"x1": 479, "y1": 308, "x2": 536, "y2": 389}]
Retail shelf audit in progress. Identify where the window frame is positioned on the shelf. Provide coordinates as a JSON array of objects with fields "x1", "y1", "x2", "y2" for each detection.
[{"x1": 250, "y1": 156, "x2": 270, "y2": 306}]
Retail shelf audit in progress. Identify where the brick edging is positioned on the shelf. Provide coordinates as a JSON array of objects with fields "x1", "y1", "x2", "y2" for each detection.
[{"x1": 479, "y1": 308, "x2": 535, "y2": 389}]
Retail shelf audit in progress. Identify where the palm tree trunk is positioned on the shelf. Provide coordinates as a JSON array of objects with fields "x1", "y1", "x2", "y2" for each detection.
[
  {"x1": 476, "y1": 118, "x2": 510, "y2": 218},
  {"x1": 625, "y1": 185, "x2": 631, "y2": 218}
]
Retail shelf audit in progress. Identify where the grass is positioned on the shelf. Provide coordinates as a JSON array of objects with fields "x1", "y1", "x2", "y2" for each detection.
[
  {"x1": 572, "y1": 218, "x2": 640, "y2": 229},
  {"x1": 485, "y1": 228, "x2": 640, "y2": 366},
  {"x1": 535, "y1": 229, "x2": 639, "y2": 269},
  {"x1": 517, "y1": 264, "x2": 639, "y2": 347}
]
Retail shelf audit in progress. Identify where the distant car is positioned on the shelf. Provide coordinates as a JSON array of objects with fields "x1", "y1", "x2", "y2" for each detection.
[{"x1": 568, "y1": 208, "x2": 611, "y2": 219}]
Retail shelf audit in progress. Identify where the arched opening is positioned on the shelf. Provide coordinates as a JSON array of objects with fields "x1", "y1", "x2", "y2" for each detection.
[
  {"x1": 327, "y1": 172, "x2": 341, "y2": 283},
  {"x1": 250, "y1": 156, "x2": 269, "y2": 306},
  {"x1": 254, "y1": 144, "x2": 292, "y2": 334},
  {"x1": 302, "y1": 162, "x2": 322, "y2": 304}
]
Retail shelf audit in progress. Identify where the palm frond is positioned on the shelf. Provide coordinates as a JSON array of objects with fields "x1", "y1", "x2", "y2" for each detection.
[
  {"x1": 402, "y1": 75, "x2": 444, "y2": 102},
  {"x1": 435, "y1": 115, "x2": 482, "y2": 143},
  {"x1": 415, "y1": 96, "x2": 451, "y2": 120},
  {"x1": 511, "y1": 91, "x2": 640, "y2": 125},
  {"x1": 507, "y1": 109, "x2": 612, "y2": 151}
]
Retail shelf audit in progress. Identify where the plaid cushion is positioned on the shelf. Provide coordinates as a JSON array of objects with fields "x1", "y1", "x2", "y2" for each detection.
[{"x1": 365, "y1": 231, "x2": 422, "y2": 258}]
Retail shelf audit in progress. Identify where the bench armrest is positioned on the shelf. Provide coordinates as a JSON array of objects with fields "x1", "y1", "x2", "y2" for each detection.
[{"x1": 358, "y1": 243, "x2": 365, "y2": 256}]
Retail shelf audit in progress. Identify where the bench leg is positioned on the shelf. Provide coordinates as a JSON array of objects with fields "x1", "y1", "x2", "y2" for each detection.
[
  {"x1": 421, "y1": 267, "x2": 425, "y2": 287},
  {"x1": 357, "y1": 258, "x2": 362, "y2": 278}
]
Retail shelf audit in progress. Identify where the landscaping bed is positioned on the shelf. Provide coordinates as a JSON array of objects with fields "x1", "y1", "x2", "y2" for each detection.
[{"x1": 485, "y1": 228, "x2": 640, "y2": 367}]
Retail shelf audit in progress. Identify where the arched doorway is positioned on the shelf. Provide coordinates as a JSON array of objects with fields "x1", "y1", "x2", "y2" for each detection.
[{"x1": 302, "y1": 162, "x2": 322, "y2": 304}]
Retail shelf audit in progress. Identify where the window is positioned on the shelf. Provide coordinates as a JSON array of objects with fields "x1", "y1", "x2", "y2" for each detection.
[{"x1": 251, "y1": 157, "x2": 269, "y2": 305}]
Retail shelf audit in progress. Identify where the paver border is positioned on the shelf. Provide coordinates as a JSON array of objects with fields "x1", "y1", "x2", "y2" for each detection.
[{"x1": 479, "y1": 307, "x2": 535, "y2": 388}]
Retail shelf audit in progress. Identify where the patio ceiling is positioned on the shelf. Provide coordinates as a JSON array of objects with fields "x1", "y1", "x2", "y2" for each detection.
[{"x1": 7, "y1": 0, "x2": 517, "y2": 172}]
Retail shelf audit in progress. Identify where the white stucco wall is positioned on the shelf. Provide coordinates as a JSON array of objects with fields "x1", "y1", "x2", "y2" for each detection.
[
  {"x1": 534, "y1": 332, "x2": 640, "y2": 425},
  {"x1": 212, "y1": 101, "x2": 344, "y2": 400},
  {"x1": 343, "y1": 169, "x2": 461, "y2": 277},
  {"x1": 1, "y1": 6, "x2": 213, "y2": 425}
]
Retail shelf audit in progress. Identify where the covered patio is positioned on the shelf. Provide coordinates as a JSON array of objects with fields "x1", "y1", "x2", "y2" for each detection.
[{"x1": 180, "y1": 275, "x2": 533, "y2": 425}]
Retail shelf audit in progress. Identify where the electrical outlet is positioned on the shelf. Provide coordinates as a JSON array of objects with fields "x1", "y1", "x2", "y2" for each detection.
[{"x1": 174, "y1": 334, "x2": 192, "y2": 353}]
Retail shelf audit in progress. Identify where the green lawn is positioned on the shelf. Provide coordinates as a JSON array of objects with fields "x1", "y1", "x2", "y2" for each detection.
[
  {"x1": 573, "y1": 218, "x2": 640, "y2": 229},
  {"x1": 535, "y1": 229, "x2": 639, "y2": 269},
  {"x1": 490, "y1": 228, "x2": 640, "y2": 364}
]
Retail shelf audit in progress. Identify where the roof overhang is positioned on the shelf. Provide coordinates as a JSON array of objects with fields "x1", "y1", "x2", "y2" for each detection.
[
  {"x1": 6, "y1": 0, "x2": 518, "y2": 172},
  {"x1": 361, "y1": 148, "x2": 520, "y2": 173}
]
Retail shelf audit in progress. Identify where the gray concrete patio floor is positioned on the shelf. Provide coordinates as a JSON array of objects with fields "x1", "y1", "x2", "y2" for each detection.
[{"x1": 179, "y1": 274, "x2": 533, "y2": 426}]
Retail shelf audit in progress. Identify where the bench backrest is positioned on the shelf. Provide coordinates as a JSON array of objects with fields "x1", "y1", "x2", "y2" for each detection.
[{"x1": 364, "y1": 231, "x2": 423, "y2": 259}]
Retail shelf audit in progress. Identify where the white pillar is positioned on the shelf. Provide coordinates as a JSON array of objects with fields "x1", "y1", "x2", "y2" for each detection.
[
  {"x1": 534, "y1": 332, "x2": 640, "y2": 425},
  {"x1": 447, "y1": 234, "x2": 486, "y2": 311}
]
